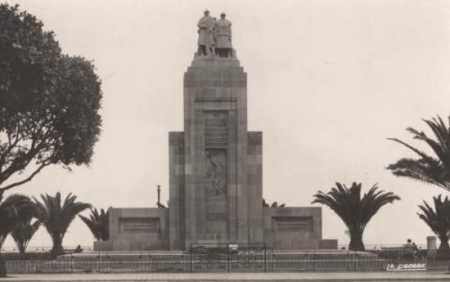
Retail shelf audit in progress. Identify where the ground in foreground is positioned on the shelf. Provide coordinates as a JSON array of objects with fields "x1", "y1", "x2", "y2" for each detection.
[{"x1": 1, "y1": 272, "x2": 450, "y2": 281}]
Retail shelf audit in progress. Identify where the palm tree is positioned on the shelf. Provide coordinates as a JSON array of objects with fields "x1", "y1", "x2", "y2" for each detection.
[
  {"x1": 33, "y1": 192, "x2": 90, "y2": 256},
  {"x1": 270, "y1": 201, "x2": 286, "y2": 208},
  {"x1": 79, "y1": 208, "x2": 109, "y2": 241},
  {"x1": 0, "y1": 194, "x2": 34, "y2": 247},
  {"x1": 417, "y1": 195, "x2": 450, "y2": 259},
  {"x1": 262, "y1": 199, "x2": 286, "y2": 208},
  {"x1": 312, "y1": 182, "x2": 400, "y2": 251},
  {"x1": 387, "y1": 116, "x2": 450, "y2": 191},
  {"x1": 0, "y1": 192, "x2": 34, "y2": 276},
  {"x1": 11, "y1": 220, "x2": 41, "y2": 254}
]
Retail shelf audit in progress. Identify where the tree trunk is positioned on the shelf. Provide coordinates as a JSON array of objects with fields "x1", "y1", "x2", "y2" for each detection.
[
  {"x1": 50, "y1": 234, "x2": 64, "y2": 257},
  {"x1": 0, "y1": 253, "x2": 6, "y2": 277},
  {"x1": 349, "y1": 230, "x2": 365, "y2": 251},
  {"x1": 437, "y1": 234, "x2": 450, "y2": 260},
  {"x1": 18, "y1": 244, "x2": 25, "y2": 255},
  {"x1": 0, "y1": 236, "x2": 7, "y2": 277}
]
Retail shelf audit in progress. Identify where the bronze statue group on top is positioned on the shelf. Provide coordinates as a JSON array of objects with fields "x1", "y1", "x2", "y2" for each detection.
[{"x1": 197, "y1": 10, "x2": 234, "y2": 58}]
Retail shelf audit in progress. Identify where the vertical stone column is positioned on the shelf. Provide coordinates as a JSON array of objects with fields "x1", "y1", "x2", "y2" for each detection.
[
  {"x1": 183, "y1": 57, "x2": 251, "y2": 247},
  {"x1": 247, "y1": 132, "x2": 264, "y2": 244},
  {"x1": 168, "y1": 132, "x2": 185, "y2": 250}
]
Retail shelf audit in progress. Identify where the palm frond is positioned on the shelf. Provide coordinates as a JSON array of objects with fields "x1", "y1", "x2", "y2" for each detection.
[
  {"x1": 388, "y1": 116, "x2": 450, "y2": 191},
  {"x1": 79, "y1": 208, "x2": 109, "y2": 241},
  {"x1": 417, "y1": 195, "x2": 450, "y2": 238},
  {"x1": 0, "y1": 194, "x2": 34, "y2": 243},
  {"x1": 11, "y1": 220, "x2": 41, "y2": 253}
]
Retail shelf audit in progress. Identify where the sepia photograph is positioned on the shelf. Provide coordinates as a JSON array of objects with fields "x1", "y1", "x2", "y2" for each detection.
[{"x1": 0, "y1": 0, "x2": 450, "y2": 281}]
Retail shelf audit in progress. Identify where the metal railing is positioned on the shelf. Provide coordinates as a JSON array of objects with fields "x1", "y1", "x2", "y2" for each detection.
[
  {"x1": 2, "y1": 250, "x2": 400, "y2": 274},
  {"x1": 2, "y1": 242, "x2": 445, "y2": 274}
]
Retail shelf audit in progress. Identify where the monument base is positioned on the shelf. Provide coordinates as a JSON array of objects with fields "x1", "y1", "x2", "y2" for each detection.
[
  {"x1": 99, "y1": 208, "x2": 169, "y2": 251},
  {"x1": 96, "y1": 206, "x2": 334, "y2": 251}
]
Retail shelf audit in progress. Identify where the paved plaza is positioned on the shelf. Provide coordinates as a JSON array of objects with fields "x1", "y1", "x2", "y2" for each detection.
[{"x1": 2, "y1": 272, "x2": 450, "y2": 281}]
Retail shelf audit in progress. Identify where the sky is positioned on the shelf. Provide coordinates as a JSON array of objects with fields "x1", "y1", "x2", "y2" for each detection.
[{"x1": 2, "y1": 0, "x2": 450, "y2": 250}]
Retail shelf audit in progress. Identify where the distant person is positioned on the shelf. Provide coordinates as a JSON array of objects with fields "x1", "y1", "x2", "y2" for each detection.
[
  {"x1": 74, "y1": 245, "x2": 83, "y2": 253},
  {"x1": 403, "y1": 239, "x2": 415, "y2": 258},
  {"x1": 404, "y1": 239, "x2": 413, "y2": 248},
  {"x1": 411, "y1": 241, "x2": 419, "y2": 258}
]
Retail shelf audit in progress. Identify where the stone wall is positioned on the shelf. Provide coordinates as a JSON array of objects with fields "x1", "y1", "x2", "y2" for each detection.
[
  {"x1": 168, "y1": 132, "x2": 185, "y2": 250},
  {"x1": 247, "y1": 132, "x2": 263, "y2": 243},
  {"x1": 263, "y1": 207, "x2": 323, "y2": 250},
  {"x1": 96, "y1": 207, "x2": 169, "y2": 251}
]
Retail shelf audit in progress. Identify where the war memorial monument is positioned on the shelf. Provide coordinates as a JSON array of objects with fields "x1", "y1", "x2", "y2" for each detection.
[{"x1": 96, "y1": 11, "x2": 337, "y2": 252}]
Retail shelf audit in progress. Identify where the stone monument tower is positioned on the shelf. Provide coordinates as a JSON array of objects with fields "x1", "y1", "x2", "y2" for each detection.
[
  {"x1": 168, "y1": 11, "x2": 263, "y2": 249},
  {"x1": 99, "y1": 12, "x2": 333, "y2": 252}
]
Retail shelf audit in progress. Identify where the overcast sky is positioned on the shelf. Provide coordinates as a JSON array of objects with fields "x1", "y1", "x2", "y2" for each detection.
[{"x1": 3, "y1": 0, "x2": 450, "y2": 250}]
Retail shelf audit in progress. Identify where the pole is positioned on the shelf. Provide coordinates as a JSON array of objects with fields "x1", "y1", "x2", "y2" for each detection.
[{"x1": 157, "y1": 185, "x2": 161, "y2": 205}]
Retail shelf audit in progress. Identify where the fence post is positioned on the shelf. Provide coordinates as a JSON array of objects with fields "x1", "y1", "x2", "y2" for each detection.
[
  {"x1": 70, "y1": 253, "x2": 73, "y2": 273},
  {"x1": 264, "y1": 245, "x2": 267, "y2": 272},
  {"x1": 227, "y1": 244, "x2": 230, "y2": 272},
  {"x1": 190, "y1": 247, "x2": 193, "y2": 273},
  {"x1": 150, "y1": 254, "x2": 154, "y2": 272},
  {"x1": 97, "y1": 251, "x2": 101, "y2": 273},
  {"x1": 312, "y1": 254, "x2": 316, "y2": 272}
]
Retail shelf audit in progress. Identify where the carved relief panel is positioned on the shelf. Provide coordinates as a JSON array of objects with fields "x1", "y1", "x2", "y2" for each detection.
[
  {"x1": 119, "y1": 217, "x2": 160, "y2": 233},
  {"x1": 205, "y1": 149, "x2": 227, "y2": 197},
  {"x1": 205, "y1": 111, "x2": 228, "y2": 148},
  {"x1": 203, "y1": 111, "x2": 229, "y2": 240}
]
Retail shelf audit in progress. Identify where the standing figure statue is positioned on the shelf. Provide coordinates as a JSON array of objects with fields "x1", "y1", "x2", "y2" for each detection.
[
  {"x1": 214, "y1": 13, "x2": 232, "y2": 58},
  {"x1": 197, "y1": 10, "x2": 215, "y2": 56}
]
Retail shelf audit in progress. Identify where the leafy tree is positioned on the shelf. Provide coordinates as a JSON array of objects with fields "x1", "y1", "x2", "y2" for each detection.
[
  {"x1": 387, "y1": 116, "x2": 450, "y2": 191},
  {"x1": 0, "y1": 193, "x2": 34, "y2": 276},
  {"x1": 417, "y1": 195, "x2": 450, "y2": 259},
  {"x1": 312, "y1": 182, "x2": 400, "y2": 251},
  {"x1": 79, "y1": 208, "x2": 109, "y2": 241},
  {"x1": 33, "y1": 192, "x2": 90, "y2": 256},
  {"x1": 0, "y1": 3, "x2": 102, "y2": 196},
  {"x1": 11, "y1": 219, "x2": 41, "y2": 254}
]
